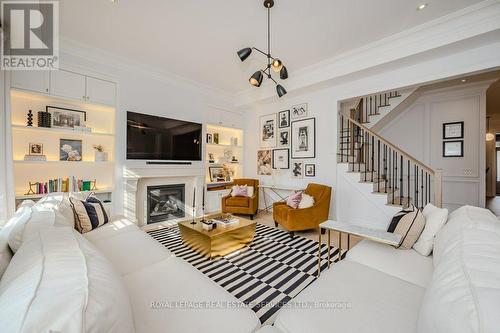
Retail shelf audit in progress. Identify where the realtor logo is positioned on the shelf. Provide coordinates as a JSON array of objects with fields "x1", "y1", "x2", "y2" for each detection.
[{"x1": 1, "y1": 0, "x2": 59, "y2": 70}]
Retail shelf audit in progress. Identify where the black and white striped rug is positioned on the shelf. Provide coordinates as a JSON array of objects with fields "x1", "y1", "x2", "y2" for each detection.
[{"x1": 147, "y1": 223, "x2": 341, "y2": 325}]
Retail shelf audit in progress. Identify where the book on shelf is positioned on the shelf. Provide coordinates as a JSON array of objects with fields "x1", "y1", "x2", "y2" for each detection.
[
  {"x1": 26, "y1": 177, "x2": 96, "y2": 196},
  {"x1": 23, "y1": 154, "x2": 47, "y2": 161}
]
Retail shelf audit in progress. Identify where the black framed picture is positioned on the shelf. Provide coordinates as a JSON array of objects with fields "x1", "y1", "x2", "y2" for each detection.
[
  {"x1": 278, "y1": 110, "x2": 290, "y2": 128},
  {"x1": 47, "y1": 106, "x2": 87, "y2": 129},
  {"x1": 305, "y1": 163, "x2": 316, "y2": 177},
  {"x1": 272, "y1": 149, "x2": 289, "y2": 169},
  {"x1": 291, "y1": 117, "x2": 316, "y2": 159},
  {"x1": 443, "y1": 121, "x2": 464, "y2": 139},
  {"x1": 443, "y1": 140, "x2": 463, "y2": 157}
]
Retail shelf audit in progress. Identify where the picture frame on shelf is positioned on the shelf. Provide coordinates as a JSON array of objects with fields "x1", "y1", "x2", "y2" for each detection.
[
  {"x1": 260, "y1": 113, "x2": 276, "y2": 148},
  {"x1": 207, "y1": 133, "x2": 213, "y2": 144},
  {"x1": 208, "y1": 166, "x2": 225, "y2": 182},
  {"x1": 443, "y1": 140, "x2": 463, "y2": 157},
  {"x1": 443, "y1": 121, "x2": 464, "y2": 139},
  {"x1": 291, "y1": 117, "x2": 316, "y2": 159},
  {"x1": 291, "y1": 103, "x2": 308, "y2": 119},
  {"x1": 305, "y1": 163, "x2": 316, "y2": 177},
  {"x1": 28, "y1": 142, "x2": 43, "y2": 155},
  {"x1": 291, "y1": 160, "x2": 304, "y2": 179},
  {"x1": 47, "y1": 106, "x2": 87, "y2": 129},
  {"x1": 272, "y1": 149, "x2": 289, "y2": 169},
  {"x1": 257, "y1": 149, "x2": 272, "y2": 175},
  {"x1": 213, "y1": 133, "x2": 219, "y2": 144},
  {"x1": 60, "y1": 139, "x2": 83, "y2": 161},
  {"x1": 278, "y1": 110, "x2": 290, "y2": 128},
  {"x1": 278, "y1": 128, "x2": 290, "y2": 148}
]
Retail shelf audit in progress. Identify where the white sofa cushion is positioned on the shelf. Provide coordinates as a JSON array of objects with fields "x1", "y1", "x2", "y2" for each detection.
[
  {"x1": 86, "y1": 226, "x2": 175, "y2": 275},
  {"x1": 274, "y1": 260, "x2": 425, "y2": 333},
  {"x1": 123, "y1": 257, "x2": 261, "y2": 333},
  {"x1": 417, "y1": 205, "x2": 500, "y2": 333},
  {"x1": 83, "y1": 216, "x2": 139, "y2": 242},
  {"x1": 413, "y1": 203, "x2": 448, "y2": 256},
  {"x1": 34, "y1": 192, "x2": 75, "y2": 227},
  {"x1": 346, "y1": 239, "x2": 433, "y2": 288},
  {"x1": 0, "y1": 227, "x2": 134, "y2": 333}
]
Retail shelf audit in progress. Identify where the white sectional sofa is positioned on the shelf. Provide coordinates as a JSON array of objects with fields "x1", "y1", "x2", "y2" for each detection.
[
  {"x1": 0, "y1": 194, "x2": 261, "y2": 333},
  {"x1": 1, "y1": 193, "x2": 499, "y2": 333},
  {"x1": 262, "y1": 205, "x2": 500, "y2": 333}
]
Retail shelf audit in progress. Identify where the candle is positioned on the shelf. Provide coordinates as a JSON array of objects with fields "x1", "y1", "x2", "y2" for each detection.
[
  {"x1": 202, "y1": 186, "x2": 205, "y2": 207},
  {"x1": 193, "y1": 187, "x2": 196, "y2": 209}
]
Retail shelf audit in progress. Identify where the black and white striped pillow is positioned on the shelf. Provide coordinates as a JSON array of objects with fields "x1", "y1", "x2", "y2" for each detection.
[{"x1": 70, "y1": 196, "x2": 109, "y2": 234}]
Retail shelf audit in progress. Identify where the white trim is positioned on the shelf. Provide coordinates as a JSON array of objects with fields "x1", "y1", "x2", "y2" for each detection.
[{"x1": 235, "y1": 0, "x2": 500, "y2": 105}]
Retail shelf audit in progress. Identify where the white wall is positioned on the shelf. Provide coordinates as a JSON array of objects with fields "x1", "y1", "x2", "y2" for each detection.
[
  {"x1": 240, "y1": 34, "x2": 500, "y2": 221},
  {"x1": 379, "y1": 83, "x2": 489, "y2": 211}
]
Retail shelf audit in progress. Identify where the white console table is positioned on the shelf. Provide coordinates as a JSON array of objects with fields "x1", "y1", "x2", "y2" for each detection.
[
  {"x1": 317, "y1": 220, "x2": 402, "y2": 276},
  {"x1": 258, "y1": 184, "x2": 304, "y2": 214}
]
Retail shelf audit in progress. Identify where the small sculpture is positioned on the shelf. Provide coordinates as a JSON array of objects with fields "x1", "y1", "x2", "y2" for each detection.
[{"x1": 27, "y1": 110, "x2": 33, "y2": 126}]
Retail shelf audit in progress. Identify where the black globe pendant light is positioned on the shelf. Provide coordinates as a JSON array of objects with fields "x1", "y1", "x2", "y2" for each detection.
[{"x1": 236, "y1": 0, "x2": 288, "y2": 98}]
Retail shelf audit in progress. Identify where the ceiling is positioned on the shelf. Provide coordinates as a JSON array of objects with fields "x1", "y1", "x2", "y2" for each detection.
[{"x1": 60, "y1": 0, "x2": 485, "y2": 94}]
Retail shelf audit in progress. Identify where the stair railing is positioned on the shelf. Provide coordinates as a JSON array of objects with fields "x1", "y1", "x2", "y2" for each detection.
[
  {"x1": 353, "y1": 90, "x2": 401, "y2": 124},
  {"x1": 338, "y1": 112, "x2": 443, "y2": 209}
]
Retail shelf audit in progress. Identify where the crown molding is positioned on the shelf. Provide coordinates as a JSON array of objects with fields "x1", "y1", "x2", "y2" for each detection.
[
  {"x1": 59, "y1": 37, "x2": 235, "y2": 105},
  {"x1": 235, "y1": 0, "x2": 500, "y2": 106}
]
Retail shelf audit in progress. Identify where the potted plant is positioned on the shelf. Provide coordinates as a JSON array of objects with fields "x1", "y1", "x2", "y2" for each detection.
[{"x1": 93, "y1": 145, "x2": 108, "y2": 162}]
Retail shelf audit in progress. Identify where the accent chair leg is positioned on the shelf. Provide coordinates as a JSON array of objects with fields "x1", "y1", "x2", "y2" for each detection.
[
  {"x1": 289, "y1": 231, "x2": 295, "y2": 238},
  {"x1": 274, "y1": 221, "x2": 278, "y2": 227},
  {"x1": 249, "y1": 214, "x2": 254, "y2": 220}
]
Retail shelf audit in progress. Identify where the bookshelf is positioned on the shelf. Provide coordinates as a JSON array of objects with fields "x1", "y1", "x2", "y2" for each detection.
[{"x1": 10, "y1": 89, "x2": 116, "y2": 204}]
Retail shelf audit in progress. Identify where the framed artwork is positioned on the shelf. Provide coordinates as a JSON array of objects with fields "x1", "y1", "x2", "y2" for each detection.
[
  {"x1": 278, "y1": 110, "x2": 290, "y2": 128},
  {"x1": 291, "y1": 160, "x2": 304, "y2": 179},
  {"x1": 291, "y1": 103, "x2": 308, "y2": 119},
  {"x1": 260, "y1": 113, "x2": 276, "y2": 148},
  {"x1": 209, "y1": 166, "x2": 225, "y2": 182},
  {"x1": 305, "y1": 163, "x2": 316, "y2": 177},
  {"x1": 28, "y1": 142, "x2": 43, "y2": 155},
  {"x1": 443, "y1": 140, "x2": 463, "y2": 157},
  {"x1": 443, "y1": 121, "x2": 464, "y2": 139},
  {"x1": 206, "y1": 133, "x2": 213, "y2": 144},
  {"x1": 291, "y1": 117, "x2": 316, "y2": 159},
  {"x1": 213, "y1": 133, "x2": 219, "y2": 144},
  {"x1": 278, "y1": 128, "x2": 290, "y2": 148},
  {"x1": 60, "y1": 139, "x2": 82, "y2": 161},
  {"x1": 47, "y1": 106, "x2": 86, "y2": 129},
  {"x1": 272, "y1": 149, "x2": 289, "y2": 169},
  {"x1": 257, "y1": 149, "x2": 272, "y2": 175}
]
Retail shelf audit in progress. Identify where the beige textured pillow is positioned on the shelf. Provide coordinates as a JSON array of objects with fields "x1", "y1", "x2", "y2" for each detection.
[
  {"x1": 298, "y1": 194, "x2": 315, "y2": 209},
  {"x1": 393, "y1": 205, "x2": 425, "y2": 250}
]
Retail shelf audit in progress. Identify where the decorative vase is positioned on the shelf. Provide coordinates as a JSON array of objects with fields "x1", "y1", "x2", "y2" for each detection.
[{"x1": 94, "y1": 151, "x2": 108, "y2": 162}]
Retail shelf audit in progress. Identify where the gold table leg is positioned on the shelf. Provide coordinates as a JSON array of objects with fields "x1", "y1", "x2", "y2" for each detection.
[
  {"x1": 347, "y1": 233, "x2": 350, "y2": 251},
  {"x1": 317, "y1": 227, "x2": 322, "y2": 277},
  {"x1": 327, "y1": 229, "x2": 331, "y2": 268}
]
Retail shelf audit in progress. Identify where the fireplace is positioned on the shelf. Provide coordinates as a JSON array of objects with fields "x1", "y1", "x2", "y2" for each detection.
[{"x1": 147, "y1": 184, "x2": 185, "y2": 224}]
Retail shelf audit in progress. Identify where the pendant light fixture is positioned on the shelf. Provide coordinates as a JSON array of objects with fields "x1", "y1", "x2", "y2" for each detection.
[
  {"x1": 237, "y1": 0, "x2": 288, "y2": 98},
  {"x1": 486, "y1": 116, "x2": 495, "y2": 141}
]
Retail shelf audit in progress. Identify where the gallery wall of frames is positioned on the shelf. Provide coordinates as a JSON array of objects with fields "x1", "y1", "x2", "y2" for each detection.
[{"x1": 257, "y1": 103, "x2": 316, "y2": 179}]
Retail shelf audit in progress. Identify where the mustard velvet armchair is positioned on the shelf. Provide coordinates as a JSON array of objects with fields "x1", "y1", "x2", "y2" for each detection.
[
  {"x1": 273, "y1": 183, "x2": 332, "y2": 237},
  {"x1": 222, "y1": 179, "x2": 259, "y2": 219}
]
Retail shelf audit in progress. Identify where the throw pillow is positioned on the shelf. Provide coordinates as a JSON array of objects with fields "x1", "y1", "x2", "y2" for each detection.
[
  {"x1": 413, "y1": 203, "x2": 448, "y2": 256},
  {"x1": 231, "y1": 185, "x2": 248, "y2": 197},
  {"x1": 70, "y1": 196, "x2": 109, "y2": 234},
  {"x1": 298, "y1": 193, "x2": 315, "y2": 209},
  {"x1": 286, "y1": 191, "x2": 302, "y2": 209},
  {"x1": 389, "y1": 204, "x2": 426, "y2": 249}
]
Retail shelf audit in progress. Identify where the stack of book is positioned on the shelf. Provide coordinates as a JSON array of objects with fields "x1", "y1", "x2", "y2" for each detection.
[
  {"x1": 24, "y1": 154, "x2": 47, "y2": 161},
  {"x1": 210, "y1": 215, "x2": 239, "y2": 227}
]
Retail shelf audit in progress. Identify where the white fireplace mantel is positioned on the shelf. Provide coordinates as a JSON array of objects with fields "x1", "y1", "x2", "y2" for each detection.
[{"x1": 123, "y1": 162, "x2": 206, "y2": 226}]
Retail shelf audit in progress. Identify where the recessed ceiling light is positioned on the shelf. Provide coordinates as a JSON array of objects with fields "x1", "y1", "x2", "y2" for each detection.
[
  {"x1": 461, "y1": 79, "x2": 467, "y2": 83},
  {"x1": 417, "y1": 3, "x2": 428, "y2": 11}
]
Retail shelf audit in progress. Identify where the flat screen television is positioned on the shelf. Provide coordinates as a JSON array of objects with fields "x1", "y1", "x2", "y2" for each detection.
[{"x1": 127, "y1": 111, "x2": 202, "y2": 161}]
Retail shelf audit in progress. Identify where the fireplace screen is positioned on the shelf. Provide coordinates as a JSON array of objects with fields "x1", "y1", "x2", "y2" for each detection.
[{"x1": 147, "y1": 184, "x2": 185, "y2": 224}]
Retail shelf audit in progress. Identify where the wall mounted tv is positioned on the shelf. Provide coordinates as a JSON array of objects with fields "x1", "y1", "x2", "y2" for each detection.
[{"x1": 127, "y1": 111, "x2": 202, "y2": 161}]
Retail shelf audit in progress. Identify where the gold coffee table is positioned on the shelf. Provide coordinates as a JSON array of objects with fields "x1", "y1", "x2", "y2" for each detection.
[{"x1": 178, "y1": 215, "x2": 256, "y2": 259}]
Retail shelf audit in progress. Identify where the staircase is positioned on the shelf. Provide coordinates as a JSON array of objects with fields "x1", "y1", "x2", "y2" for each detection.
[
  {"x1": 338, "y1": 107, "x2": 442, "y2": 211},
  {"x1": 351, "y1": 89, "x2": 418, "y2": 129}
]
